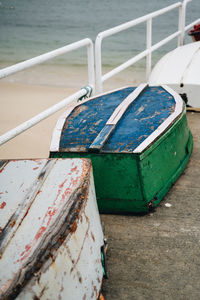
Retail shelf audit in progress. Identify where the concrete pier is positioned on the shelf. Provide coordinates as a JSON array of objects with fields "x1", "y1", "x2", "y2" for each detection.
[{"x1": 101, "y1": 112, "x2": 200, "y2": 300}]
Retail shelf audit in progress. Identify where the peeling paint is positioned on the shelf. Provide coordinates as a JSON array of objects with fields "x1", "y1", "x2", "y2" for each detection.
[
  {"x1": 0, "y1": 159, "x2": 104, "y2": 300},
  {"x1": 0, "y1": 201, "x2": 6, "y2": 209}
]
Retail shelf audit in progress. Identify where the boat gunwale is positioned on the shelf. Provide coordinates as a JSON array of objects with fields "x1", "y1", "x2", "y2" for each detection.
[
  {"x1": 50, "y1": 85, "x2": 184, "y2": 155},
  {"x1": 133, "y1": 85, "x2": 183, "y2": 153}
]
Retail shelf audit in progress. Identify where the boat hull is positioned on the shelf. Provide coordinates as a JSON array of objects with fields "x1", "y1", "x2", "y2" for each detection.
[
  {"x1": 149, "y1": 42, "x2": 200, "y2": 108},
  {"x1": 50, "y1": 109, "x2": 193, "y2": 213},
  {"x1": 0, "y1": 158, "x2": 104, "y2": 299}
]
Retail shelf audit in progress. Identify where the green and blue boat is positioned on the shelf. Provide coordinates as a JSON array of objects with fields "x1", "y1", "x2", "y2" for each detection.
[{"x1": 50, "y1": 83, "x2": 193, "y2": 213}]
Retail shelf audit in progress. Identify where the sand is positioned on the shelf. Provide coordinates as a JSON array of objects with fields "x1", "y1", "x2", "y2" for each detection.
[
  {"x1": 0, "y1": 65, "x2": 145, "y2": 159},
  {"x1": 0, "y1": 81, "x2": 78, "y2": 159}
]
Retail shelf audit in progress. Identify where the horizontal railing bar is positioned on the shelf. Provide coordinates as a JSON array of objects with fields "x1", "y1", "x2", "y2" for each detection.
[
  {"x1": 102, "y1": 50, "x2": 149, "y2": 83},
  {"x1": 96, "y1": 2, "x2": 181, "y2": 40},
  {"x1": 150, "y1": 30, "x2": 181, "y2": 52},
  {"x1": 102, "y1": 30, "x2": 181, "y2": 83},
  {"x1": 185, "y1": 18, "x2": 200, "y2": 31},
  {"x1": 0, "y1": 38, "x2": 93, "y2": 80},
  {"x1": 95, "y1": 2, "x2": 182, "y2": 93},
  {"x1": 0, "y1": 86, "x2": 92, "y2": 146}
]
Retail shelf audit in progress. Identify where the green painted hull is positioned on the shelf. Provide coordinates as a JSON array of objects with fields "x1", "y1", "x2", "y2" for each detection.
[{"x1": 50, "y1": 109, "x2": 193, "y2": 213}]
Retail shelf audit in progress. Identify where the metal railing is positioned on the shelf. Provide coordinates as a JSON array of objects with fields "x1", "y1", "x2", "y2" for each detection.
[
  {"x1": 95, "y1": 0, "x2": 200, "y2": 94},
  {"x1": 0, "y1": 87, "x2": 92, "y2": 146},
  {"x1": 0, "y1": 38, "x2": 94, "y2": 146},
  {"x1": 0, "y1": 0, "x2": 199, "y2": 146}
]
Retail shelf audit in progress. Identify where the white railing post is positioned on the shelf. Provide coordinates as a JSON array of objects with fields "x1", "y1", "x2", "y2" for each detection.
[
  {"x1": 178, "y1": 4, "x2": 183, "y2": 46},
  {"x1": 87, "y1": 41, "x2": 95, "y2": 95},
  {"x1": 95, "y1": 34, "x2": 103, "y2": 95},
  {"x1": 146, "y1": 18, "x2": 152, "y2": 81},
  {"x1": 94, "y1": 2, "x2": 181, "y2": 92},
  {"x1": 179, "y1": 0, "x2": 193, "y2": 45}
]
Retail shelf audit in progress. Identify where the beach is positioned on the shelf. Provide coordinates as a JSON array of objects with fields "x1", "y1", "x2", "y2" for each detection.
[
  {"x1": 0, "y1": 81, "x2": 76, "y2": 159},
  {"x1": 0, "y1": 64, "x2": 145, "y2": 159}
]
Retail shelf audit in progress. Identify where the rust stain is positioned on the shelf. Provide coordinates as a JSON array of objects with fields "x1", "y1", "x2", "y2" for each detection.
[
  {"x1": 79, "y1": 276, "x2": 82, "y2": 283},
  {"x1": 33, "y1": 167, "x2": 39, "y2": 171},
  {"x1": 18, "y1": 226, "x2": 46, "y2": 262},
  {"x1": 94, "y1": 285, "x2": 98, "y2": 298},
  {"x1": 15, "y1": 160, "x2": 90, "y2": 272},
  {"x1": 36, "y1": 190, "x2": 42, "y2": 196},
  {"x1": 17, "y1": 174, "x2": 80, "y2": 263},
  {"x1": 99, "y1": 293, "x2": 105, "y2": 300},
  {"x1": 51, "y1": 260, "x2": 56, "y2": 270},
  {"x1": 71, "y1": 165, "x2": 78, "y2": 173},
  {"x1": 24, "y1": 205, "x2": 31, "y2": 218},
  {"x1": 35, "y1": 226, "x2": 47, "y2": 241},
  {"x1": 58, "y1": 234, "x2": 65, "y2": 244},
  {"x1": 70, "y1": 222, "x2": 90, "y2": 274},
  {"x1": 91, "y1": 232, "x2": 95, "y2": 242},
  {"x1": 0, "y1": 201, "x2": 6, "y2": 209},
  {"x1": 46, "y1": 208, "x2": 57, "y2": 226},
  {"x1": 71, "y1": 221, "x2": 77, "y2": 233},
  {"x1": 19, "y1": 244, "x2": 31, "y2": 260},
  {"x1": 10, "y1": 219, "x2": 16, "y2": 227},
  {"x1": 83, "y1": 294, "x2": 86, "y2": 300}
]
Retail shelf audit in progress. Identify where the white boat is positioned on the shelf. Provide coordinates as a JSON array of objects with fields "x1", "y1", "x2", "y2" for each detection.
[
  {"x1": 0, "y1": 158, "x2": 105, "y2": 299},
  {"x1": 149, "y1": 41, "x2": 200, "y2": 108}
]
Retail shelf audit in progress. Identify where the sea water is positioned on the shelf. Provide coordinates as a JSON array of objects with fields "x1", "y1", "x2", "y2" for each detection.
[{"x1": 0, "y1": 0, "x2": 199, "y2": 87}]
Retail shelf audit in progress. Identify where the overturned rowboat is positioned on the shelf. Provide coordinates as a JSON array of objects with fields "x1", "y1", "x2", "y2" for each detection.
[
  {"x1": 149, "y1": 41, "x2": 200, "y2": 108},
  {"x1": 50, "y1": 84, "x2": 193, "y2": 213},
  {"x1": 0, "y1": 158, "x2": 104, "y2": 299}
]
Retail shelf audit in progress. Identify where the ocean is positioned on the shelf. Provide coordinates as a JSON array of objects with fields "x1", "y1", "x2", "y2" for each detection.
[{"x1": 0, "y1": 0, "x2": 199, "y2": 87}]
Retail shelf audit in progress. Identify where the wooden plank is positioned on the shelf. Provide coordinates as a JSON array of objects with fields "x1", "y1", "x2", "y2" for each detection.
[
  {"x1": 89, "y1": 84, "x2": 147, "y2": 152},
  {"x1": 107, "y1": 83, "x2": 147, "y2": 125},
  {"x1": 89, "y1": 124, "x2": 115, "y2": 152}
]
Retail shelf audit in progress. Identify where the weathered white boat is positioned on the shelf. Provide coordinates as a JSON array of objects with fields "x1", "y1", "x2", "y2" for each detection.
[
  {"x1": 149, "y1": 41, "x2": 200, "y2": 108},
  {"x1": 0, "y1": 158, "x2": 104, "y2": 299}
]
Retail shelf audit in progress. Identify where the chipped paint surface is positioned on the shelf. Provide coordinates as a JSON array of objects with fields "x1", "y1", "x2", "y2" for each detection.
[
  {"x1": 57, "y1": 86, "x2": 176, "y2": 154},
  {"x1": 0, "y1": 159, "x2": 47, "y2": 231},
  {"x1": 59, "y1": 87, "x2": 135, "y2": 152},
  {"x1": 0, "y1": 159, "x2": 104, "y2": 299}
]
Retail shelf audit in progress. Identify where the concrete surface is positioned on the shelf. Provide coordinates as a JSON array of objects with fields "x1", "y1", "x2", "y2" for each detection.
[{"x1": 101, "y1": 112, "x2": 200, "y2": 300}]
